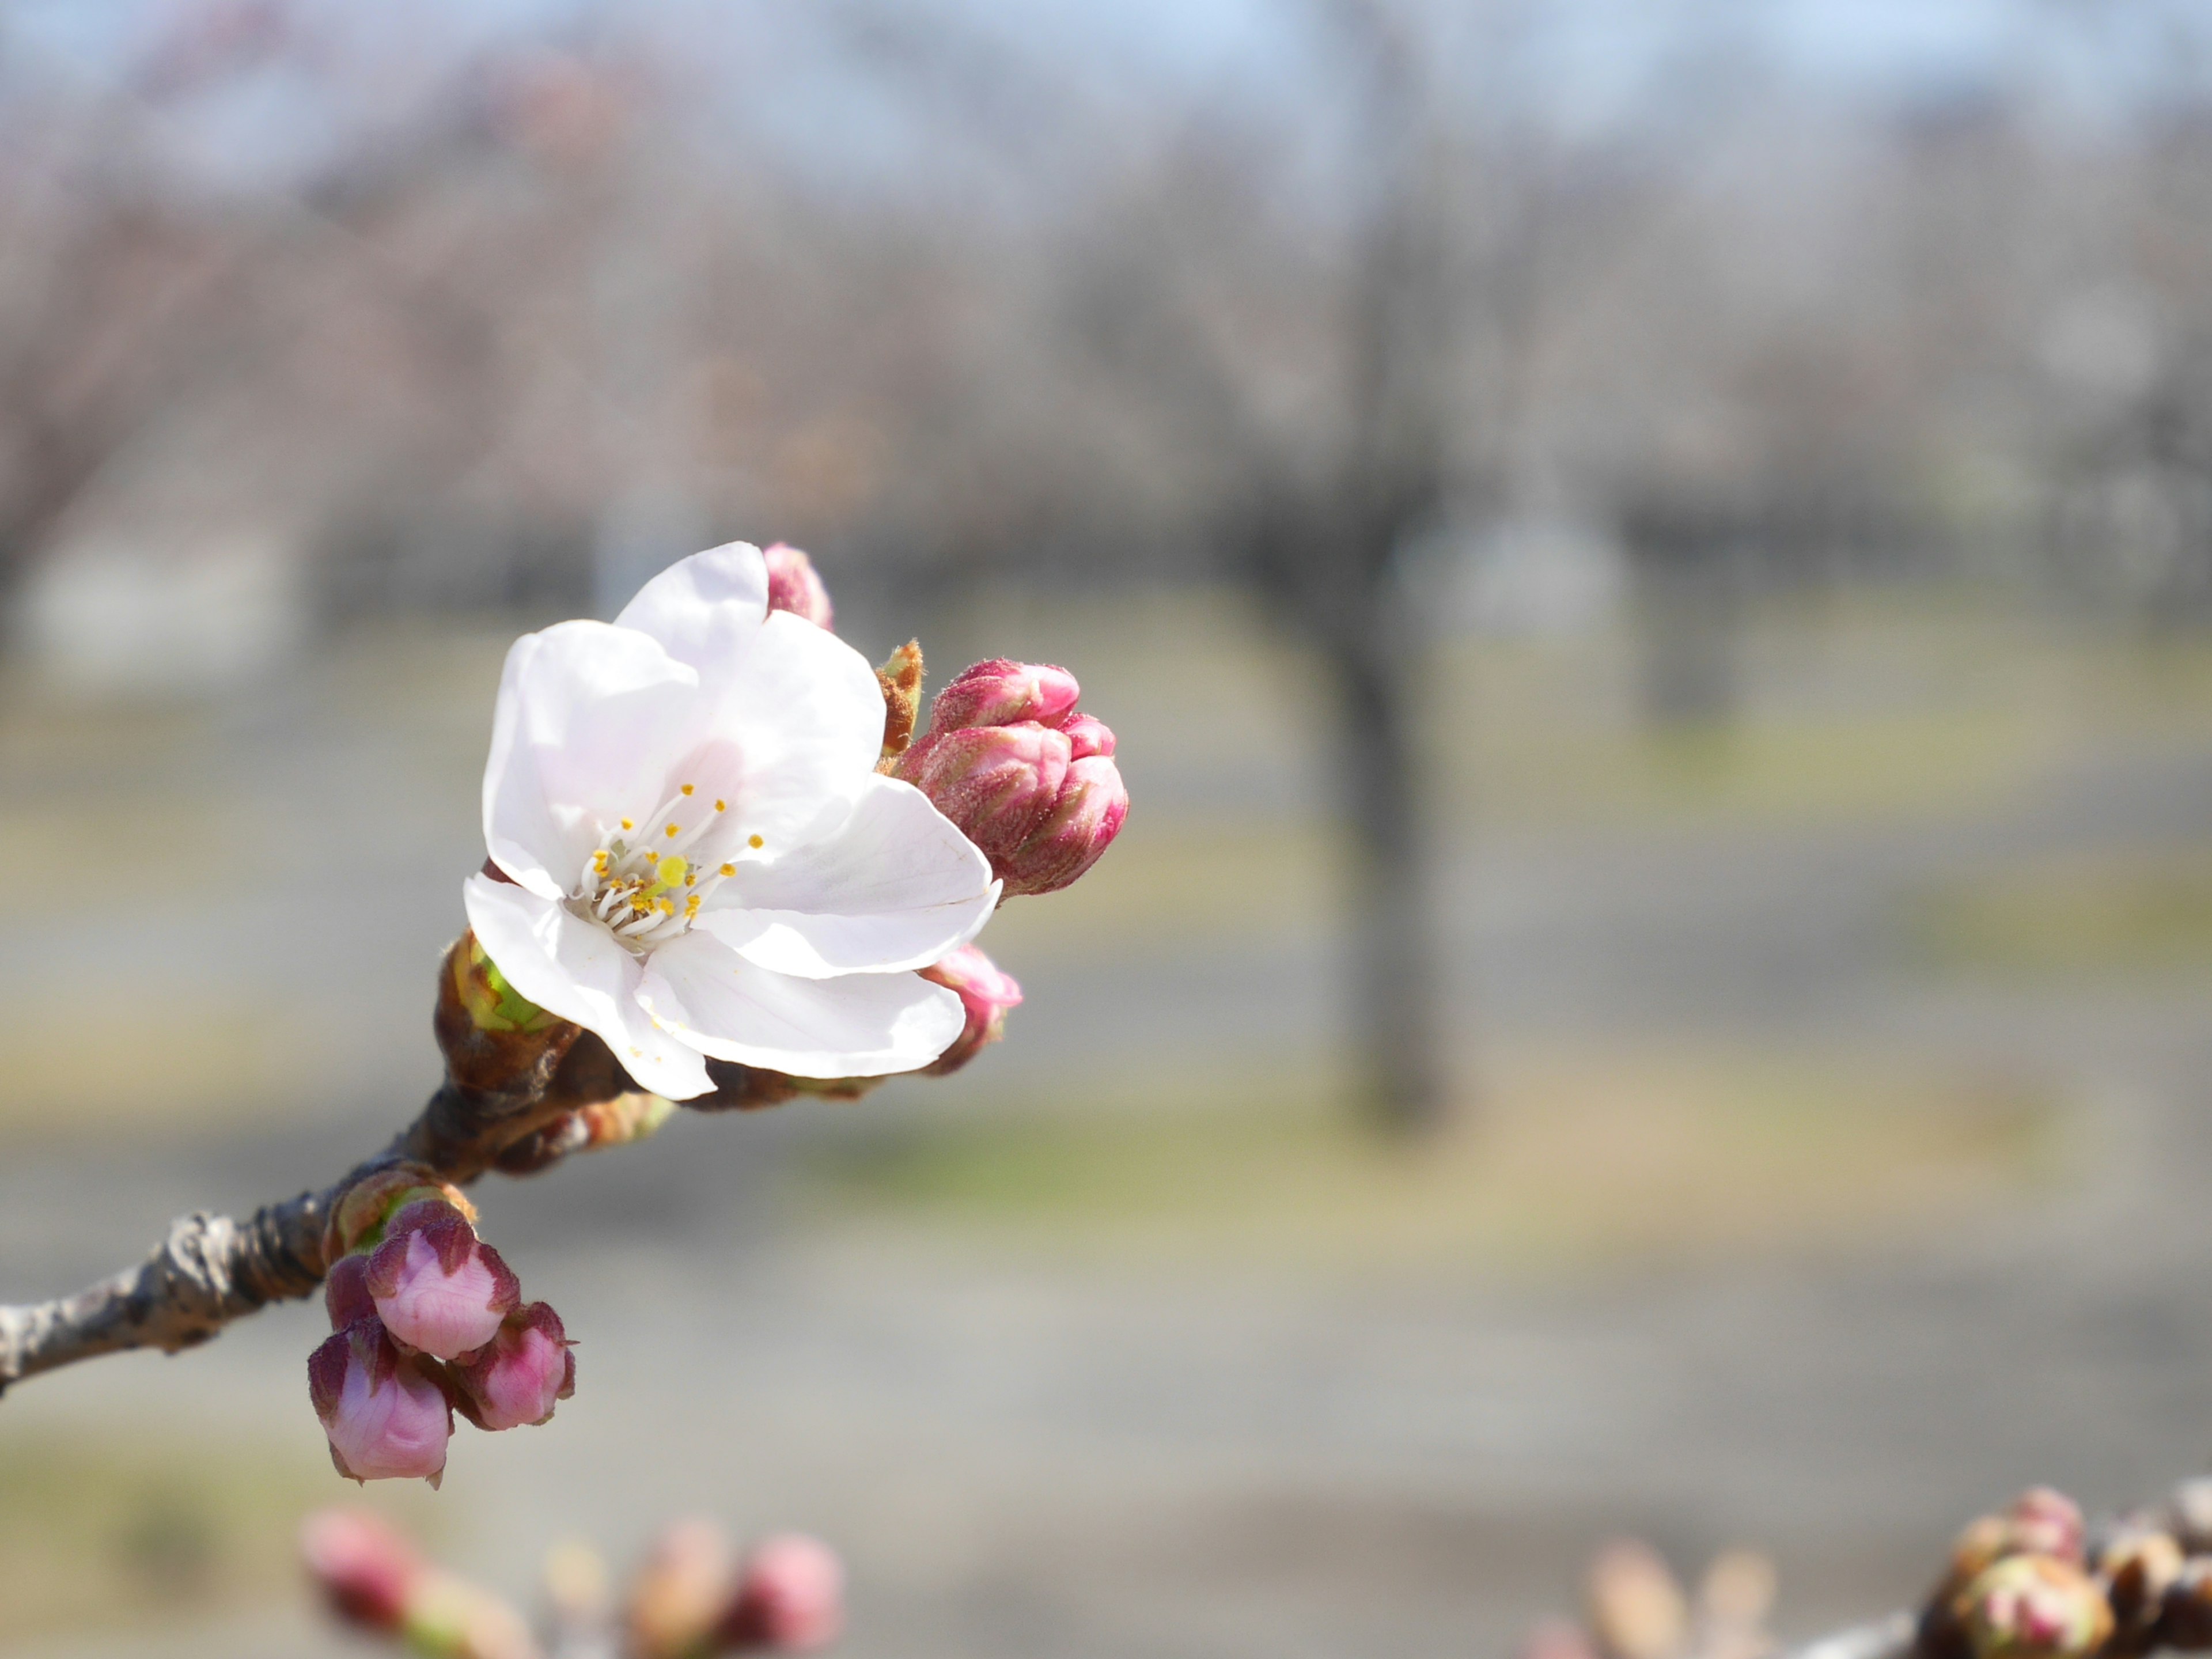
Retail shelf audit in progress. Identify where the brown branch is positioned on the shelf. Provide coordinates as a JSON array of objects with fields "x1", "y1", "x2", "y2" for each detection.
[{"x1": 0, "y1": 939, "x2": 685, "y2": 1395}]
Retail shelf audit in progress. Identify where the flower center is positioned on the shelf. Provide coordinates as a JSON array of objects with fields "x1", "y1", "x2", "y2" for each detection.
[{"x1": 569, "y1": 783, "x2": 762, "y2": 952}]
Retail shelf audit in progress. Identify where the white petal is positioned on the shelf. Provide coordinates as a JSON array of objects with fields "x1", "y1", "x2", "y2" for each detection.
[
  {"x1": 464, "y1": 875, "x2": 714, "y2": 1099},
  {"x1": 483, "y1": 621, "x2": 704, "y2": 899},
  {"x1": 696, "y1": 775, "x2": 998, "y2": 977},
  {"x1": 680, "y1": 611, "x2": 887, "y2": 849},
  {"x1": 637, "y1": 932, "x2": 964, "y2": 1078},
  {"x1": 613, "y1": 543, "x2": 770, "y2": 679}
]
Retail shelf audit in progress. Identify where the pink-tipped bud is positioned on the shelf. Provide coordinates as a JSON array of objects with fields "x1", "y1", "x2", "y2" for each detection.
[
  {"x1": 717, "y1": 1535, "x2": 844, "y2": 1652},
  {"x1": 1960, "y1": 1555, "x2": 2112, "y2": 1659},
  {"x1": 897, "y1": 661, "x2": 1127, "y2": 899},
  {"x1": 763, "y1": 543, "x2": 834, "y2": 630},
  {"x1": 918, "y1": 945, "x2": 1022, "y2": 1075},
  {"x1": 308, "y1": 1320, "x2": 454, "y2": 1485},
  {"x1": 451, "y1": 1303, "x2": 577, "y2": 1430},
  {"x1": 302, "y1": 1508, "x2": 425, "y2": 1631},
  {"x1": 926, "y1": 658, "x2": 1081, "y2": 732},
  {"x1": 364, "y1": 1200, "x2": 522, "y2": 1361}
]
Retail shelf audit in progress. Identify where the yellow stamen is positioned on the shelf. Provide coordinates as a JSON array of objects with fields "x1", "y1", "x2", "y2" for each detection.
[
  {"x1": 719, "y1": 863, "x2": 736, "y2": 877},
  {"x1": 684, "y1": 895, "x2": 701, "y2": 917},
  {"x1": 714, "y1": 799, "x2": 726, "y2": 812},
  {"x1": 665, "y1": 823, "x2": 680, "y2": 838},
  {"x1": 680, "y1": 783, "x2": 695, "y2": 796},
  {"x1": 748, "y1": 834, "x2": 764, "y2": 850},
  {"x1": 620, "y1": 817, "x2": 634, "y2": 831},
  {"x1": 657, "y1": 898, "x2": 675, "y2": 915}
]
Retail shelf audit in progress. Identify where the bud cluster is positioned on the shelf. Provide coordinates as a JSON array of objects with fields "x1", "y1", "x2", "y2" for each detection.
[
  {"x1": 895, "y1": 658, "x2": 1128, "y2": 898},
  {"x1": 308, "y1": 1166, "x2": 573, "y2": 1486}
]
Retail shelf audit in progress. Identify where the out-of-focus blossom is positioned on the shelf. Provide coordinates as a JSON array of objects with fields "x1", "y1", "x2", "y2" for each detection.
[
  {"x1": 896, "y1": 658, "x2": 1127, "y2": 898},
  {"x1": 762, "y1": 543, "x2": 834, "y2": 630},
  {"x1": 364, "y1": 1200, "x2": 522, "y2": 1361},
  {"x1": 917, "y1": 944, "x2": 1022, "y2": 1075},
  {"x1": 302, "y1": 1508, "x2": 424, "y2": 1631},
  {"x1": 718, "y1": 1535, "x2": 845, "y2": 1652},
  {"x1": 1960, "y1": 1555, "x2": 2112, "y2": 1659},
  {"x1": 467, "y1": 543, "x2": 998, "y2": 1097},
  {"x1": 308, "y1": 1320, "x2": 454, "y2": 1486},
  {"x1": 1586, "y1": 1540, "x2": 1689, "y2": 1659},
  {"x1": 628, "y1": 1518, "x2": 735, "y2": 1659},
  {"x1": 450, "y1": 1303, "x2": 576, "y2": 1430}
]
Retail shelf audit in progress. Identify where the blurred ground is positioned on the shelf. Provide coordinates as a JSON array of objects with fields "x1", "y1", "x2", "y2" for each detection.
[{"x1": 9, "y1": 589, "x2": 2212, "y2": 1657}]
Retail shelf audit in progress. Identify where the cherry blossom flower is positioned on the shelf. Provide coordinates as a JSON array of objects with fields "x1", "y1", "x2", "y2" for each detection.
[{"x1": 465, "y1": 543, "x2": 1000, "y2": 1099}]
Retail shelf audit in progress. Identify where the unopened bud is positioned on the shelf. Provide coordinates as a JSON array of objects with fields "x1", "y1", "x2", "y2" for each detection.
[
  {"x1": 2096, "y1": 1524, "x2": 2183, "y2": 1639},
  {"x1": 1587, "y1": 1539, "x2": 1689, "y2": 1659},
  {"x1": 302, "y1": 1508, "x2": 425, "y2": 1631},
  {"x1": 2009, "y1": 1488, "x2": 2086, "y2": 1567},
  {"x1": 918, "y1": 945, "x2": 1022, "y2": 1075},
  {"x1": 926, "y1": 658, "x2": 1080, "y2": 732},
  {"x1": 1960, "y1": 1555, "x2": 2112, "y2": 1659},
  {"x1": 628, "y1": 1518, "x2": 734, "y2": 1659},
  {"x1": 403, "y1": 1571, "x2": 543, "y2": 1659},
  {"x1": 2171, "y1": 1479, "x2": 2212, "y2": 1554},
  {"x1": 897, "y1": 660, "x2": 1127, "y2": 899},
  {"x1": 717, "y1": 1535, "x2": 844, "y2": 1652},
  {"x1": 763, "y1": 543, "x2": 834, "y2": 630},
  {"x1": 364, "y1": 1200, "x2": 522, "y2": 1361},
  {"x1": 308, "y1": 1319, "x2": 454, "y2": 1486},
  {"x1": 577, "y1": 1090, "x2": 677, "y2": 1150},
  {"x1": 451, "y1": 1303, "x2": 576, "y2": 1430}
]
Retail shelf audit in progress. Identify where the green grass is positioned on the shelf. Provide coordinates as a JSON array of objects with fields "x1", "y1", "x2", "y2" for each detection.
[{"x1": 1909, "y1": 846, "x2": 2212, "y2": 976}]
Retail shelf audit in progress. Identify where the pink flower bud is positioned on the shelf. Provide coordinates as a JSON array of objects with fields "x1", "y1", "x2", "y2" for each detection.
[
  {"x1": 897, "y1": 661, "x2": 1126, "y2": 899},
  {"x1": 364, "y1": 1200, "x2": 522, "y2": 1361},
  {"x1": 918, "y1": 945, "x2": 1022, "y2": 1075},
  {"x1": 717, "y1": 1535, "x2": 844, "y2": 1652},
  {"x1": 301, "y1": 1508, "x2": 425, "y2": 1631},
  {"x1": 926, "y1": 658, "x2": 1081, "y2": 732},
  {"x1": 450, "y1": 1303, "x2": 576, "y2": 1430},
  {"x1": 763, "y1": 543, "x2": 834, "y2": 630},
  {"x1": 308, "y1": 1320, "x2": 454, "y2": 1486}
]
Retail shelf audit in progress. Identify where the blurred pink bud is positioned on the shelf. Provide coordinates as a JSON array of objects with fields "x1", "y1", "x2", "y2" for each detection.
[
  {"x1": 301, "y1": 1508, "x2": 425, "y2": 1631},
  {"x1": 2008, "y1": 1488, "x2": 2086, "y2": 1566},
  {"x1": 308, "y1": 1320, "x2": 454, "y2": 1485},
  {"x1": 1961, "y1": 1555, "x2": 2112, "y2": 1659},
  {"x1": 897, "y1": 661, "x2": 1127, "y2": 898},
  {"x1": 365, "y1": 1200, "x2": 522, "y2": 1361},
  {"x1": 918, "y1": 945, "x2": 1022, "y2": 1076},
  {"x1": 324, "y1": 1252, "x2": 377, "y2": 1329},
  {"x1": 451, "y1": 1303, "x2": 577, "y2": 1430},
  {"x1": 927, "y1": 658, "x2": 1081, "y2": 732},
  {"x1": 717, "y1": 1535, "x2": 844, "y2": 1652},
  {"x1": 763, "y1": 543, "x2": 834, "y2": 630}
]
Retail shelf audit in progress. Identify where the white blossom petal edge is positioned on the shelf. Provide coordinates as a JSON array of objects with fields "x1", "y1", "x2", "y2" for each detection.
[{"x1": 465, "y1": 542, "x2": 998, "y2": 1097}]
